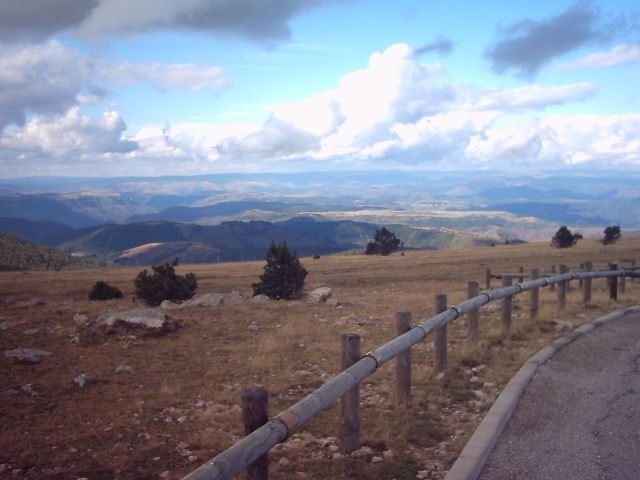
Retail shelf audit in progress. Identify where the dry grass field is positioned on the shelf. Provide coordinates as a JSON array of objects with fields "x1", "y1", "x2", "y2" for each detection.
[{"x1": 2, "y1": 237, "x2": 640, "y2": 479}]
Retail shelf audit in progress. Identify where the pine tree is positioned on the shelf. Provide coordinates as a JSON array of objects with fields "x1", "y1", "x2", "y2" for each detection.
[
  {"x1": 253, "y1": 242, "x2": 307, "y2": 300},
  {"x1": 134, "y1": 258, "x2": 197, "y2": 306},
  {"x1": 551, "y1": 226, "x2": 581, "y2": 248},
  {"x1": 365, "y1": 227, "x2": 402, "y2": 256},
  {"x1": 603, "y1": 225, "x2": 621, "y2": 245}
]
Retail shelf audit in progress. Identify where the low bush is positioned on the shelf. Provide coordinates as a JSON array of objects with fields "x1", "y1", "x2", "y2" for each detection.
[
  {"x1": 88, "y1": 281, "x2": 124, "y2": 301},
  {"x1": 134, "y1": 259, "x2": 197, "y2": 306}
]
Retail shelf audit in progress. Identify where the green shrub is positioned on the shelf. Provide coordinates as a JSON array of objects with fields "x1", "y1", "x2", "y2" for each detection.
[
  {"x1": 551, "y1": 226, "x2": 581, "y2": 248},
  {"x1": 88, "y1": 281, "x2": 124, "y2": 300},
  {"x1": 365, "y1": 227, "x2": 402, "y2": 255},
  {"x1": 134, "y1": 259, "x2": 197, "y2": 306},
  {"x1": 603, "y1": 225, "x2": 621, "y2": 245},
  {"x1": 253, "y1": 242, "x2": 307, "y2": 300}
]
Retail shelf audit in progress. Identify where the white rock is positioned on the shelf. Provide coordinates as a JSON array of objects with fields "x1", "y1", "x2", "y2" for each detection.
[
  {"x1": 98, "y1": 308, "x2": 166, "y2": 329},
  {"x1": 184, "y1": 293, "x2": 225, "y2": 308},
  {"x1": 226, "y1": 291, "x2": 248, "y2": 303},
  {"x1": 308, "y1": 287, "x2": 333, "y2": 303},
  {"x1": 553, "y1": 318, "x2": 574, "y2": 332},
  {"x1": 472, "y1": 390, "x2": 488, "y2": 401},
  {"x1": 351, "y1": 446, "x2": 373, "y2": 459},
  {"x1": 74, "y1": 373, "x2": 92, "y2": 388},
  {"x1": 278, "y1": 457, "x2": 290, "y2": 466},
  {"x1": 115, "y1": 365, "x2": 135, "y2": 373},
  {"x1": 371, "y1": 456, "x2": 383, "y2": 463},
  {"x1": 326, "y1": 298, "x2": 340, "y2": 306},
  {"x1": 5, "y1": 348, "x2": 51, "y2": 364},
  {"x1": 74, "y1": 313, "x2": 90, "y2": 326},
  {"x1": 160, "y1": 300, "x2": 180, "y2": 310},
  {"x1": 248, "y1": 323, "x2": 260, "y2": 332},
  {"x1": 251, "y1": 294, "x2": 271, "y2": 304}
]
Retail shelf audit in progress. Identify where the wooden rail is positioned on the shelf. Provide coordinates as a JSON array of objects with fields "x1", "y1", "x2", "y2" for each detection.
[{"x1": 182, "y1": 265, "x2": 638, "y2": 480}]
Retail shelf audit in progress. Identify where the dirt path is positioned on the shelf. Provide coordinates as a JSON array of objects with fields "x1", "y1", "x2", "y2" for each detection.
[{"x1": 480, "y1": 313, "x2": 640, "y2": 480}]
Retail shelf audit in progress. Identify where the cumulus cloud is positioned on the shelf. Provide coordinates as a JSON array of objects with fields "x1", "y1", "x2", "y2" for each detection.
[
  {"x1": 0, "y1": 0, "x2": 334, "y2": 43},
  {"x1": 103, "y1": 61, "x2": 233, "y2": 91},
  {"x1": 213, "y1": 44, "x2": 601, "y2": 166},
  {"x1": 0, "y1": 41, "x2": 96, "y2": 129},
  {"x1": 1, "y1": 107, "x2": 137, "y2": 158},
  {"x1": 467, "y1": 114, "x2": 640, "y2": 167},
  {"x1": 414, "y1": 35, "x2": 454, "y2": 57},
  {"x1": 485, "y1": 1, "x2": 624, "y2": 77},
  {"x1": 555, "y1": 43, "x2": 640, "y2": 70}
]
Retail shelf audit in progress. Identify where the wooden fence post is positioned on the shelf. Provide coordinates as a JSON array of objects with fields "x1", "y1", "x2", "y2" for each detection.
[
  {"x1": 518, "y1": 266, "x2": 524, "y2": 284},
  {"x1": 340, "y1": 334, "x2": 361, "y2": 454},
  {"x1": 578, "y1": 263, "x2": 584, "y2": 288},
  {"x1": 608, "y1": 263, "x2": 618, "y2": 301},
  {"x1": 434, "y1": 294, "x2": 448, "y2": 372},
  {"x1": 485, "y1": 268, "x2": 491, "y2": 289},
  {"x1": 583, "y1": 261, "x2": 592, "y2": 303},
  {"x1": 395, "y1": 311, "x2": 412, "y2": 404},
  {"x1": 550, "y1": 265, "x2": 556, "y2": 291},
  {"x1": 501, "y1": 276, "x2": 512, "y2": 335},
  {"x1": 467, "y1": 281, "x2": 479, "y2": 344},
  {"x1": 242, "y1": 388, "x2": 269, "y2": 480},
  {"x1": 530, "y1": 268, "x2": 540, "y2": 321},
  {"x1": 558, "y1": 264, "x2": 567, "y2": 307}
]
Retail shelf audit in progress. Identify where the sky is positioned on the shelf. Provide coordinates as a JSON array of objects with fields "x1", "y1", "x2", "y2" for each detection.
[{"x1": 0, "y1": 0, "x2": 639, "y2": 177}]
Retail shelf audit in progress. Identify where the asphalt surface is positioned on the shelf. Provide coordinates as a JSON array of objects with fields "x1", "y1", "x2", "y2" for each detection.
[{"x1": 479, "y1": 313, "x2": 640, "y2": 480}]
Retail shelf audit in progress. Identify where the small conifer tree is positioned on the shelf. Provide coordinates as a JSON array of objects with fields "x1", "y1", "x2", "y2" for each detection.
[
  {"x1": 253, "y1": 242, "x2": 307, "y2": 300},
  {"x1": 551, "y1": 226, "x2": 581, "y2": 248},
  {"x1": 134, "y1": 258, "x2": 197, "y2": 306},
  {"x1": 603, "y1": 225, "x2": 621, "y2": 245},
  {"x1": 365, "y1": 227, "x2": 402, "y2": 256}
]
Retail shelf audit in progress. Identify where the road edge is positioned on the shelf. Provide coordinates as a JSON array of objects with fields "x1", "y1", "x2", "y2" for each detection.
[{"x1": 444, "y1": 304, "x2": 640, "y2": 480}]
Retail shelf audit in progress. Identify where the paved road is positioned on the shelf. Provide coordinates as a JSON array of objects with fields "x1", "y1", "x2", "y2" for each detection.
[{"x1": 480, "y1": 313, "x2": 640, "y2": 480}]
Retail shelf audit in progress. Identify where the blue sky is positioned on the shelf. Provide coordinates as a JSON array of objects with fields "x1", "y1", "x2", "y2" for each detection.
[{"x1": 0, "y1": 0, "x2": 639, "y2": 177}]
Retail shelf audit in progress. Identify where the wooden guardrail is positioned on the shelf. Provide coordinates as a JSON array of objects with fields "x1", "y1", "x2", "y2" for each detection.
[{"x1": 182, "y1": 264, "x2": 638, "y2": 480}]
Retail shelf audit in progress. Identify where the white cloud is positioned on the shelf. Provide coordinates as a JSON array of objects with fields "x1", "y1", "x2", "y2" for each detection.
[
  {"x1": 103, "y1": 61, "x2": 232, "y2": 91},
  {"x1": 213, "y1": 43, "x2": 603, "y2": 167},
  {"x1": 0, "y1": 41, "x2": 96, "y2": 129},
  {"x1": 1, "y1": 107, "x2": 136, "y2": 158},
  {"x1": 555, "y1": 44, "x2": 640, "y2": 70},
  {"x1": 466, "y1": 114, "x2": 640, "y2": 167}
]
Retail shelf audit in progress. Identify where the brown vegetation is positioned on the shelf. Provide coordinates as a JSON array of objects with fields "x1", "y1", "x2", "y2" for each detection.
[{"x1": 1, "y1": 237, "x2": 640, "y2": 479}]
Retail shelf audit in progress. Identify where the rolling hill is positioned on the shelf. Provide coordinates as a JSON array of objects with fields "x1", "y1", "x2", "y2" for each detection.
[{"x1": 0, "y1": 232, "x2": 94, "y2": 271}]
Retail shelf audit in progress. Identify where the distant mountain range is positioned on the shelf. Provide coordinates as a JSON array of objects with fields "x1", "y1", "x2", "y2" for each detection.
[{"x1": 0, "y1": 216, "x2": 492, "y2": 266}]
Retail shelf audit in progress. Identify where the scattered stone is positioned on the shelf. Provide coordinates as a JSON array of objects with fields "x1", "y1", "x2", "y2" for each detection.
[
  {"x1": 160, "y1": 300, "x2": 180, "y2": 310},
  {"x1": 73, "y1": 313, "x2": 90, "y2": 326},
  {"x1": 382, "y1": 449, "x2": 394, "y2": 462},
  {"x1": 472, "y1": 390, "x2": 488, "y2": 401},
  {"x1": 98, "y1": 308, "x2": 166, "y2": 330},
  {"x1": 177, "y1": 416, "x2": 188, "y2": 423},
  {"x1": 0, "y1": 322, "x2": 6, "y2": 331},
  {"x1": 183, "y1": 293, "x2": 224, "y2": 308},
  {"x1": 226, "y1": 291, "x2": 248, "y2": 303},
  {"x1": 159, "y1": 471, "x2": 170, "y2": 479},
  {"x1": 115, "y1": 365, "x2": 135, "y2": 374},
  {"x1": 278, "y1": 457, "x2": 290, "y2": 466},
  {"x1": 351, "y1": 446, "x2": 374, "y2": 460},
  {"x1": 20, "y1": 384, "x2": 36, "y2": 395},
  {"x1": 308, "y1": 287, "x2": 333, "y2": 303},
  {"x1": 20, "y1": 297, "x2": 45, "y2": 307},
  {"x1": 251, "y1": 294, "x2": 271, "y2": 304},
  {"x1": 331, "y1": 453, "x2": 343, "y2": 460},
  {"x1": 188, "y1": 455, "x2": 198, "y2": 462},
  {"x1": 22, "y1": 328, "x2": 39, "y2": 335},
  {"x1": 553, "y1": 318, "x2": 574, "y2": 332},
  {"x1": 371, "y1": 456, "x2": 383, "y2": 463},
  {"x1": 5, "y1": 348, "x2": 51, "y2": 364},
  {"x1": 326, "y1": 298, "x2": 340, "y2": 307},
  {"x1": 248, "y1": 323, "x2": 260, "y2": 332},
  {"x1": 74, "y1": 373, "x2": 93, "y2": 388},
  {"x1": 126, "y1": 340, "x2": 139, "y2": 349},
  {"x1": 328, "y1": 445, "x2": 339, "y2": 453},
  {"x1": 436, "y1": 372, "x2": 446, "y2": 381}
]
